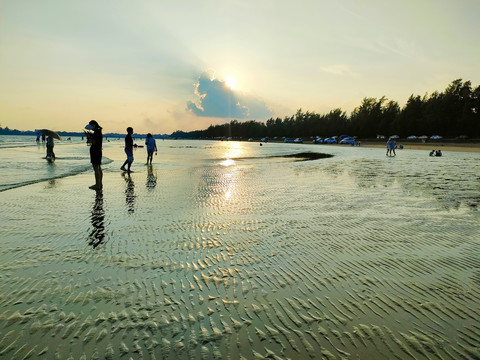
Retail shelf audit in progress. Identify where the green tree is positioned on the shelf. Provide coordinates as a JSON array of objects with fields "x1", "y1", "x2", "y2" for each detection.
[{"x1": 399, "y1": 95, "x2": 425, "y2": 136}]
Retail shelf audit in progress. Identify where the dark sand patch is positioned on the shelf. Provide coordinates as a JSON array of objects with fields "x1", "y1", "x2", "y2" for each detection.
[{"x1": 273, "y1": 152, "x2": 334, "y2": 161}]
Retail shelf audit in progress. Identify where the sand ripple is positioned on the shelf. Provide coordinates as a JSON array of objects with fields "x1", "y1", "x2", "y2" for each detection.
[{"x1": 1, "y1": 143, "x2": 479, "y2": 359}]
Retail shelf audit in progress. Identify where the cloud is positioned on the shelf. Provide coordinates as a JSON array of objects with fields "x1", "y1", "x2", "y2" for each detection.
[{"x1": 187, "y1": 71, "x2": 273, "y2": 119}]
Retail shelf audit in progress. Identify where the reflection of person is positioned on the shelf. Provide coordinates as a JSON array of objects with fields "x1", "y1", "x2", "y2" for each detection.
[
  {"x1": 123, "y1": 172, "x2": 135, "y2": 213},
  {"x1": 46, "y1": 136, "x2": 55, "y2": 159},
  {"x1": 121, "y1": 127, "x2": 134, "y2": 173},
  {"x1": 145, "y1": 133, "x2": 157, "y2": 165},
  {"x1": 146, "y1": 164, "x2": 157, "y2": 189},
  {"x1": 85, "y1": 120, "x2": 103, "y2": 190},
  {"x1": 88, "y1": 191, "x2": 106, "y2": 248}
]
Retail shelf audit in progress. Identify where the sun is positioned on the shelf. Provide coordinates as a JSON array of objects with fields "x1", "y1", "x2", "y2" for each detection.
[{"x1": 225, "y1": 75, "x2": 237, "y2": 90}]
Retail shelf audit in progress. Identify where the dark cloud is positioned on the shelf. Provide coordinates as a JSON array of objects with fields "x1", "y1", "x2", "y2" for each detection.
[{"x1": 187, "y1": 72, "x2": 273, "y2": 119}]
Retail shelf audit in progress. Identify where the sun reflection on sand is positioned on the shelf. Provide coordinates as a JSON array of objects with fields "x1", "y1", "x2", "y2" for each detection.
[
  {"x1": 211, "y1": 166, "x2": 238, "y2": 202},
  {"x1": 217, "y1": 143, "x2": 242, "y2": 201},
  {"x1": 222, "y1": 173, "x2": 235, "y2": 200},
  {"x1": 217, "y1": 142, "x2": 251, "y2": 201}
]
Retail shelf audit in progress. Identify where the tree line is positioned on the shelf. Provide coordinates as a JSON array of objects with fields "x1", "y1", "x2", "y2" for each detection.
[
  {"x1": 197, "y1": 79, "x2": 479, "y2": 140},
  {"x1": 2, "y1": 79, "x2": 478, "y2": 139}
]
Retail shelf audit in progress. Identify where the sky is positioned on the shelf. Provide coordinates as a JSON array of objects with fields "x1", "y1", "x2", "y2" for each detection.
[{"x1": 1, "y1": 0, "x2": 479, "y2": 134}]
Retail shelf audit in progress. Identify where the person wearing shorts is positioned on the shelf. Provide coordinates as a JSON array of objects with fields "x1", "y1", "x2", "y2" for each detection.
[
  {"x1": 121, "y1": 127, "x2": 134, "y2": 173},
  {"x1": 85, "y1": 120, "x2": 103, "y2": 190},
  {"x1": 145, "y1": 133, "x2": 157, "y2": 165}
]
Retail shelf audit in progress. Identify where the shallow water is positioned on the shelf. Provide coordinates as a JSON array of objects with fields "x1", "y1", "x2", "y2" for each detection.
[{"x1": 1, "y1": 137, "x2": 479, "y2": 359}]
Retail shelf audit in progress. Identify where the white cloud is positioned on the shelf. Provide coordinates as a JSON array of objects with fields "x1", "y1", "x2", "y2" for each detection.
[{"x1": 186, "y1": 72, "x2": 273, "y2": 119}]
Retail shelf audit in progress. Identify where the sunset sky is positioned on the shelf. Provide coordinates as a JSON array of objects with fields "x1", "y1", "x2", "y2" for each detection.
[{"x1": 1, "y1": 0, "x2": 479, "y2": 134}]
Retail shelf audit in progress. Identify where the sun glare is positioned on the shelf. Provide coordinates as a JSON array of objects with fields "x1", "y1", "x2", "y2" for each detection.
[
  {"x1": 223, "y1": 141, "x2": 244, "y2": 159},
  {"x1": 220, "y1": 159, "x2": 235, "y2": 167},
  {"x1": 225, "y1": 76, "x2": 237, "y2": 89}
]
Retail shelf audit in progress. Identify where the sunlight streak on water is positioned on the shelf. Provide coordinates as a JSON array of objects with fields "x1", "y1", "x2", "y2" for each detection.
[
  {"x1": 220, "y1": 159, "x2": 235, "y2": 167},
  {"x1": 221, "y1": 140, "x2": 245, "y2": 160}
]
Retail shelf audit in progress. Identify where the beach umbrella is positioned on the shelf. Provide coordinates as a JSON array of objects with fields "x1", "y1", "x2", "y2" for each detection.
[{"x1": 37, "y1": 129, "x2": 62, "y2": 140}]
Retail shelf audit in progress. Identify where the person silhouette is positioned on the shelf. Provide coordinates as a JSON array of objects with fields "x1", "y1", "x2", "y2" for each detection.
[
  {"x1": 145, "y1": 133, "x2": 157, "y2": 165},
  {"x1": 84, "y1": 120, "x2": 103, "y2": 190},
  {"x1": 46, "y1": 136, "x2": 55, "y2": 160},
  {"x1": 121, "y1": 127, "x2": 134, "y2": 173}
]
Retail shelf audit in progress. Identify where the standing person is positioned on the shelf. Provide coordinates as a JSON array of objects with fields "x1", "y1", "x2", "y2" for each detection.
[
  {"x1": 46, "y1": 136, "x2": 55, "y2": 159},
  {"x1": 36, "y1": 132, "x2": 40, "y2": 143},
  {"x1": 145, "y1": 133, "x2": 157, "y2": 165},
  {"x1": 85, "y1": 120, "x2": 103, "y2": 190},
  {"x1": 120, "y1": 127, "x2": 134, "y2": 173},
  {"x1": 386, "y1": 139, "x2": 392, "y2": 156}
]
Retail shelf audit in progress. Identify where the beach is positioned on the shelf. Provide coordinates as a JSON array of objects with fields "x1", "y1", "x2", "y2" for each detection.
[
  {"x1": 360, "y1": 140, "x2": 480, "y2": 153},
  {"x1": 1, "y1": 136, "x2": 479, "y2": 359}
]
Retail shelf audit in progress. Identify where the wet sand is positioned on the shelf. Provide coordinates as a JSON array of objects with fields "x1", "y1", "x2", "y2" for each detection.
[{"x1": 0, "y1": 141, "x2": 479, "y2": 359}]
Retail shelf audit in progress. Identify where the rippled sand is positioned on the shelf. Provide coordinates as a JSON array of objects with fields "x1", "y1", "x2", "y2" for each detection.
[{"x1": 1, "y1": 141, "x2": 479, "y2": 359}]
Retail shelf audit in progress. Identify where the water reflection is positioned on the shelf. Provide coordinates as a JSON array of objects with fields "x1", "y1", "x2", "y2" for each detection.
[
  {"x1": 220, "y1": 159, "x2": 235, "y2": 167},
  {"x1": 45, "y1": 161, "x2": 57, "y2": 188},
  {"x1": 214, "y1": 143, "x2": 243, "y2": 201},
  {"x1": 123, "y1": 172, "x2": 135, "y2": 213},
  {"x1": 146, "y1": 164, "x2": 157, "y2": 190},
  {"x1": 221, "y1": 141, "x2": 244, "y2": 160},
  {"x1": 326, "y1": 155, "x2": 480, "y2": 210},
  {"x1": 45, "y1": 179, "x2": 57, "y2": 189},
  {"x1": 88, "y1": 191, "x2": 105, "y2": 248},
  {"x1": 196, "y1": 163, "x2": 240, "y2": 207}
]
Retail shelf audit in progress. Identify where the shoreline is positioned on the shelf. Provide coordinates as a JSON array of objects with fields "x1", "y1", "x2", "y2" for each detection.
[
  {"x1": 256, "y1": 137, "x2": 480, "y2": 153},
  {"x1": 358, "y1": 141, "x2": 480, "y2": 152}
]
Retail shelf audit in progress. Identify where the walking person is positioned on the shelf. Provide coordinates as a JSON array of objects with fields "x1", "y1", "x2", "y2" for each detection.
[
  {"x1": 121, "y1": 127, "x2": 134, "y2": 173},
  {"x1": 145, "y1": 133, "x2": 157, "y2": 165},
  {"x1": 386, "y1": 139, "x2": 392, "y2": 156},
  {"x1": 84, "y1": 120, "x2": 103, "y2": 190},
  {"x1": 386, "y1": 138, "x2": 396, "y2": 156},
  {"x1": 46, "y1": 136, "x2": 55, "y2": 160}
]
